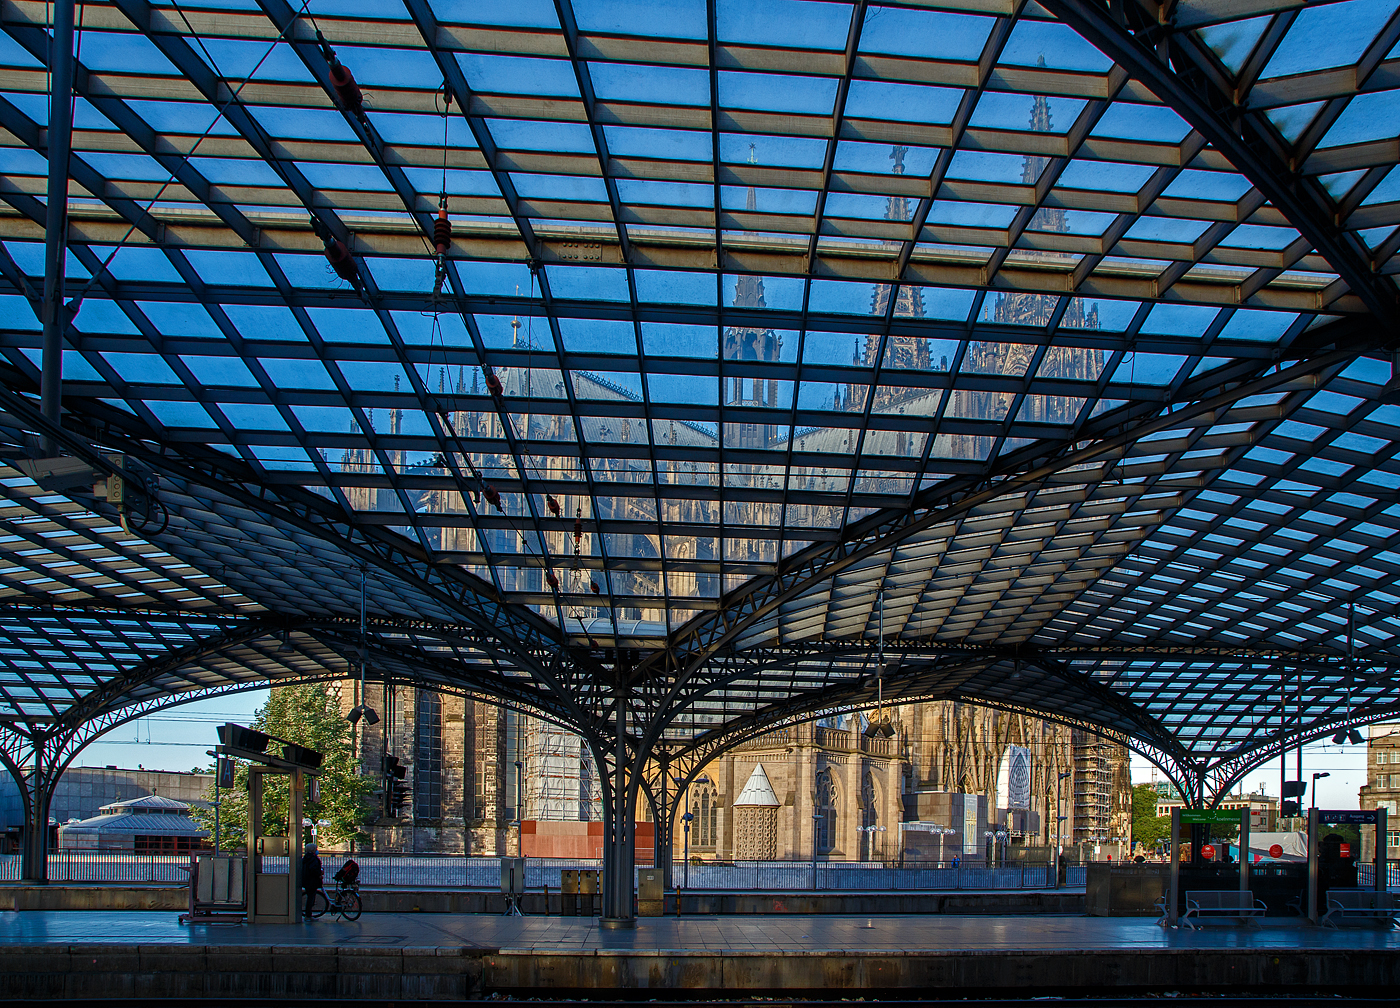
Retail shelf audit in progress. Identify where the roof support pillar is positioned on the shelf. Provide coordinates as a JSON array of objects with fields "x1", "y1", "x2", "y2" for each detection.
[
  {"x1": 40, "y1": 0, "x2": 75, "y2": 455},
  {"x1": 11, "y1": 733, "x2": 65, "y2": 883},
  {"x1": 601, "y1": 680, "x2": 639, "y2": 928}
]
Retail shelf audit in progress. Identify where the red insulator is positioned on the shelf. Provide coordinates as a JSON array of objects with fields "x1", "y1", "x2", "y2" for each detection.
[
  {"x1": 325, "y1": 240, "x2": 358, "y2": 282},
  {"x1": 573, "y1": 516, "x2": 583, "y2": 541},
  {"x1": 546, "y1": 495, "x2": 561, "y2": 517},
  {"x1": 590, "y1": 581, "x2": 601, "y2": 595},
  {"x1": 433, "y1": 207, "x2": 452, "y2": 255},
  {"x1": 482, "y1": 484, "x2": 502, "y2": 512},
  {"x1": 545, "y1": 571, "x2": 559, "y2": 591},
  {"x1": 329, "y1": 61, "x2": 363, "y2": 114},
  {"x1": 483, "y1": 367, "x2": 503, "y2": 398}
]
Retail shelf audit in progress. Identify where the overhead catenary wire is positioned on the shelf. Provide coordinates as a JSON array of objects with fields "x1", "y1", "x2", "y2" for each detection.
[{"x1": 62, "y1": 0, "x2": 320, "y2": 314}]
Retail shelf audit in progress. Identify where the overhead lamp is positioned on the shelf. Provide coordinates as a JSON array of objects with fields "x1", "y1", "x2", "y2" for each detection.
[
  {"x1": 217, "y1": 722, "x2": 269, "y2": 754},
  {"x1": 347, "y1": 704, "x2": 380, "y2": 726},
  {"x1": 878, "y1": 720, "x2": 896, "y2": 739},
  {"x1": 1333, "y1": 728, "x2": 1364, "y2": 745},
  {"x1": 280, "y1": 742, "x2": 324, "y2": 769}
]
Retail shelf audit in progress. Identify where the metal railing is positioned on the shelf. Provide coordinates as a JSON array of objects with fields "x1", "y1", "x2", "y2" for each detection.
[
  {"x1": 0, "y1": 853, "x2": 195, "y2": 883},
  {"x1": 0, "y1": 853, "x2": 1075, "y2": 890}
]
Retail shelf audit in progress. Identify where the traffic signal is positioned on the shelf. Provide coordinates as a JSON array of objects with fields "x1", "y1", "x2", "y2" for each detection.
[
  {"x1": 1281, "y1": 801, "x2": 1301, "y2": 817},
  {"x1": 391, "y1": 779, "x2": 411, "y2": 816},
  {"x1": 381, "y1": 754, "x2": 408, "y2": 818}
]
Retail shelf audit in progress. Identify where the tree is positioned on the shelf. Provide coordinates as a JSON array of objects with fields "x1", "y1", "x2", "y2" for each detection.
[
  {"x1": 1131, "y1": 783, "x2": 1171, "y2": 852},
  {"x1": 193, "y1": 684, "x2": 377, "y2": 850}
]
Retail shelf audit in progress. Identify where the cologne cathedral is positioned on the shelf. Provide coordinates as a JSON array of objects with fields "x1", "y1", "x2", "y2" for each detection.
[{"x1": 326, "y1": 93, "x2": 1132, "y2": 858}]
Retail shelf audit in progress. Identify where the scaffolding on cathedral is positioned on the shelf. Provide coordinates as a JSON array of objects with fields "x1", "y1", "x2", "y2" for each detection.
[{"x1": 525, "y1": 720, "x2": 602, "y2": 822}]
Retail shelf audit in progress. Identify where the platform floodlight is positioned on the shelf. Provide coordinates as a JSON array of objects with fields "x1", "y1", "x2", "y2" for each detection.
[
  {"x1": 1349, "y1": 729, "x2": 1364, "y2": 745},
  {"x1": 347, "y1": 704, "x2": 379, "y2": 726},
  {"x1": 1332, "y1": 730, "x2": 1348, "y2": 744}
]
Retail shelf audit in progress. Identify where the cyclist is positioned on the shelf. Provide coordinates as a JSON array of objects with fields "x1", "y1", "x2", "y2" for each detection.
[{"x1": 308, "y1": 857, "x2": 363, "y2": 920}]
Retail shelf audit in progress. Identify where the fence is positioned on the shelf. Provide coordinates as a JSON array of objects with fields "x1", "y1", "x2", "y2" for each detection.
[
  {"x1": 5, "y1": 852, "x2": 1396, "y2": 891},
  {"x1": 0, "y1": 853, "x2": 1076, "y2": 890}
]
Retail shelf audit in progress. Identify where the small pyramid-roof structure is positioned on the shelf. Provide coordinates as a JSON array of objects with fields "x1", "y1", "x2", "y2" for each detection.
[
  {"x1": 733, "y1": 764, "x2": 779, "y2": 807},
  {"x1": 99, "y1": 793, "x2": 190, "y2": 815}
]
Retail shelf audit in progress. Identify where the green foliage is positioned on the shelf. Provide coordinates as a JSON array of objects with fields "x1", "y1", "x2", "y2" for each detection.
[
  {"x1": 192, "y1": 684, "x2": 376, "y2": 849},
  {"x1": 1131, "y1": 783, "x2": 1171, "y2": 850}
]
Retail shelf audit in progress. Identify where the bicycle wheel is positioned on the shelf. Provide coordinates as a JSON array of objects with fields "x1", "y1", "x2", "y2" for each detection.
[
  {"x1": 340, "y1": 892, "x2": 362, "y2": 921},
  {"x1": 308, "y1": 889, "x2": 330, "y2": 919}
]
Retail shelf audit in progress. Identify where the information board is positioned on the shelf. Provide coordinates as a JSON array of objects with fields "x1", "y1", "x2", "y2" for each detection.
[
  {"x1": 1318, "y1": 810, "x2": 1378, "y2": 825},
  {"x1": 1179, "y1": 809, "x2": 1241, "y2": 824}
]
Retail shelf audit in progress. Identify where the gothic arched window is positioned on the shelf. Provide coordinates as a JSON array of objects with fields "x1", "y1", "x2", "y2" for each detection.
[
  {"x1": 694, "y1": 787, "x2": 719, "y2": 848},
  {"x1": 816, "y1": 769, "x2": 837, "y2": 853}
]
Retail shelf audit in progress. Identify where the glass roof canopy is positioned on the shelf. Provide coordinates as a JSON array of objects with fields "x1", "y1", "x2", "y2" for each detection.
[{"x1": 1, "y1": 0, "x2": 1399, "y2": 798}]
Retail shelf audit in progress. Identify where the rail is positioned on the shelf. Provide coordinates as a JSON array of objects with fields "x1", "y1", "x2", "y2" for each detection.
[{"x1": 0, "y1": 853, "x2": 1098, "y2": 890}]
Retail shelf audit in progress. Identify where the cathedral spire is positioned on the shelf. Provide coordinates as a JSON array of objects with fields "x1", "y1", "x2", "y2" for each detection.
[
  {"x1": 746, "y1": 142, "x2": 757, "y2": 213},
  {"x1": 1021, "y1": 65, "x2": 1068, "y2": 234}
]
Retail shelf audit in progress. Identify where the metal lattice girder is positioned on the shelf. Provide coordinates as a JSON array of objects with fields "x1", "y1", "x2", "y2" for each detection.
[
  {"x1": 642, "y1": 322, "x2": 1378, "y2": 679},
  {"x1": 5, "y1": 0, "x2": 1400, "y2": 803},
  {"x1": 1039, "y1": 0, "x2": 1400, "y2": 330}
]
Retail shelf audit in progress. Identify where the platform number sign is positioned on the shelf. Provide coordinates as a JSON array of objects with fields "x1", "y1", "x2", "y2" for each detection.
[
  {"x1": 217, "y1": 758, "x2": 235, "y2": 788},
  {"x1": 1200, "y1": 843, "x2": 1216, "y2": 860}
]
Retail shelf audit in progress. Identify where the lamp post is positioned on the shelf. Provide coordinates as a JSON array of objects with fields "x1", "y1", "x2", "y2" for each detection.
[
  {"x1": 1056, "y1": 770, "x2": 1073, "y2": 852},
  {"x1": 681, "y1": 811, "x2": 693, "y2": 889},
  {"x1": 514, "y1": 760, "x2": 524, "y2": 856},
  {"x1": 812, "y1": 810, "x2": 823, "y2": 890},
  {"x1": 206, "y1": 748, "x2": 221, "y2": 856},
  {"x1": 1311, "y1": 772, "x2": 1330, "y2": 812}
]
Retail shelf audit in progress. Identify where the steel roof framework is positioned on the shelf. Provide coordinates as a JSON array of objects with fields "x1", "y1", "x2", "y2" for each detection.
[{"x1": 0, "y1": 0, "x2": 1397, "y2": 917}]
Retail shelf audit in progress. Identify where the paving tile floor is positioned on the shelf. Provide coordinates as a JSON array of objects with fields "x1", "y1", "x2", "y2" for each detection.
[{"x1": 1, "y1": 911, "x2": 1398, "y2": 952}]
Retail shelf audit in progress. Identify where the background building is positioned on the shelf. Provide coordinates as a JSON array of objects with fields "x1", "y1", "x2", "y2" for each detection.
[
  {"x1": 1359, "y1": 722, "x2": 1400, "y2": 862},
  {"x1": 57, "y1": 793, "x2": 209, "y2": 853},
  {"x1": 0, "y1": 766, "x2": 212, "y2": 854}
]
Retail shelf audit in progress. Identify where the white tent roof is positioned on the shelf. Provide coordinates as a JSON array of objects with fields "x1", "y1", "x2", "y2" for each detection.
[{"x1": 733, "y1": 764, "x2": 780, "y2": 807}]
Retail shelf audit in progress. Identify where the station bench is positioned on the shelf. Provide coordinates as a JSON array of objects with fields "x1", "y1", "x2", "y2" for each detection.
[
  {"x1": 1159, "y1": 890, "x2": 1267, "y2": 928},
  {"x1": 1321, "y1": 889, "x2": 1400, "y2": 928}
]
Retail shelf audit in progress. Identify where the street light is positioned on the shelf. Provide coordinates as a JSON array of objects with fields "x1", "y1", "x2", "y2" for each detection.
[
  {"x1": 514, "y1": 760, "x2": 524, "y2": 856},
  {"x1": 681, "y1": 811, "x2": 693, "y2": 889},
  {"x1": 1311, "y1": 772, "x2": 1330, "y2": 812},
  {"x1": 1056, "y1": 771, "x2": 1073, "y2": 852}
]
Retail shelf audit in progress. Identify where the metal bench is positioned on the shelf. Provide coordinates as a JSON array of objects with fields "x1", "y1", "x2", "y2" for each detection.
[
  {"x1": 1179, "y1": 890, "x2": 1266, "y2": 928},
  {"x1": 1321, "y1": 889, "x2": 1400, "y2": 928}
]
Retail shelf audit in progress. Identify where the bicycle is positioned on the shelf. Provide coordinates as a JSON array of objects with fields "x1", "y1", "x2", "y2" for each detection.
[{"x1": 308, "y1": 881, "x2": 362, "y2": 921}]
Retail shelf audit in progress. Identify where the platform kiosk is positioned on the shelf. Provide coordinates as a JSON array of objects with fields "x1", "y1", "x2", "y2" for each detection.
[
  {"x1": 215, "y1": 723, "x2": 323, "y2": 925},
  {"x1": 1306, "y1": 807, "x2": 1388, "y2": 924},
  {"x1": 1165, "y1": 806, "x2": 1249, "y2": 927}
]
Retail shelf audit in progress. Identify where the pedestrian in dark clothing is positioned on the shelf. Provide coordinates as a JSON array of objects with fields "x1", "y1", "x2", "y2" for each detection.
[{"x1": 302, "y1": 843, "x2": 323, "y2": 919}]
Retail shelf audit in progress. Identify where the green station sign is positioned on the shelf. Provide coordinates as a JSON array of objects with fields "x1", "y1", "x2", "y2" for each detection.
[{"x1": 1178, "y1": 809, "x2": 1242, "y2": 824}]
